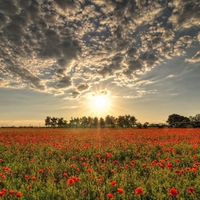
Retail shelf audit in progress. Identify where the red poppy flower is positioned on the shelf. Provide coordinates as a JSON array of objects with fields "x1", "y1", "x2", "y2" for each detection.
[
  {"x1": 135, "y1": 187, "x2": 144, "y2": 194},
  {"x1": 107, "y1": 193, "x2": 114, "y2": 198},
  {"x1": 67, "y1": 178, "x2": 75, "y2": 185},
  {"x1": 83, "y1": 190, "x2": 87, "y2": 194},
  {"x1": 25, "y1": 175, "x2": 29, "y2": 180},
  {"x1": 169, "y1": 188, "x2": 178, "y2": 196},
  {"x1": 27, "y1": 185, "x2": 32, "y2": 189},
  {"x1": 117, "y1": 188, "x2": 124, "y2": 194},
  {"x1": 185, "y1": 167, "x2": 190, "y2": 171},
  {"x1": 111, "y1": 181, "x2": 117, "y2": 186},
  {"x1": 0, "y1": 191, "x2": 5, "y2": 197},
  {"x1": 166, "y1": 163, "x2": 173, "y2": 169},
  {"x1": 63, "y1": 173, "x2": 68, "y2": 177},
  {"x1": 16, "y1": 192, "x2": 23, "y2": 197},
  {"x1": 39, "y1": 169, "x2": 44, "y2": 173},
  {"x1": 87, "y1": 168, "x2": 92, "y2": 173},
  {"x1": 46, "y1": 167, "x2": 51, "y2": 172},
  {"x1": 191, "y1": 168, "x2": 196, "y2": 173},
  {"x1": 75, "y1": 177, "x2": 81, "y2": 182},
  {"x1": 31, "y1": 176, "x2": 36, "y2": 181},
  {"x1": 76, "y1": 168, "x2": 80, "y2": 172},
  {"x1": 9, "y1": 190, "x2": 15, "y2": 195},
  {"x1": 188, "y1": 186, "x2": 195, "y2": 194},
  {"x1": 106, "y1": 153, "x2": 112, "y2": 158},
  {"x1": 113, "y1": 160, "x2": 118, "y2": 164},
  {"x1": 98, "y1": 179, "x2": 102, "y2": 184}
]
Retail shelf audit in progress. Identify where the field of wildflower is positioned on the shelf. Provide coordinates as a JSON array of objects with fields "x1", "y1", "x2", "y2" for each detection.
[{"x1": 0, "y1": 128, "x2": 200, "y2": 199}]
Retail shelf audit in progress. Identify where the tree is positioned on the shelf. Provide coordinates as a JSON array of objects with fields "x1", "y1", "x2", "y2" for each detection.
[
  {"x1": 87, "y1": 116, "x2": 93, "y2": 128},
  {"x1": 45, "y1": 116, "x2": 51, "y2": 127},
  {"x1": 124, "y1": 115, "x2": 130, "y2": 128},
  {"x1": 166, "y1": 114, "x2": 190, "y2": 127},
  {"x1": 194, "y1": 114, "x2": 200, "y2": 122},
  {"x1": 143, "y1": 122, "x2": 149, "y2": 128},
  {"x1": 51, "y1": 117, "x2": 58, "y2": 128},
  {"x1": 105, "y1": 115, "x2": 116, "y2": 127},
  {"x1": 93, "y1": 117, "x2": 98, "y2": 128},
  {"x1": 117, "y1": 116, "x2": 124, "y2": 128},
  {"x1": 136, "y1": 122, "x2": 142, "y2": 128},
  {"x1": 100, "y1": 117, "x2": 105, "y2": 128},
  {"x1": 129, "y1": 116, "x2": 137, "y2": 127},
  {"x1": 57, "y1": 117, "x2": 64, "y2": 127},
  {"x1": 69, "y1": 117, "x2": 75, "y2": 128},
  {"x1": 80, "y1": 116, "x2": 88, "y2": 128}
]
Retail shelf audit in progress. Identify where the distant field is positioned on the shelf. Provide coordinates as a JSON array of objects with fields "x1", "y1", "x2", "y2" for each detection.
[{"x1": 0, "y1": 128, "x2": 200, "y2": 199}]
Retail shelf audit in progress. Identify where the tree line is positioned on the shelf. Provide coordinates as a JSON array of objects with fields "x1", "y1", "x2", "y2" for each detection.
[
  {"x1": 45, "y1": 113, "x2": 200, "y2": 128},
  {"x1": 166, "y1": 113, "x2": 200, "y2": 128},
  {"x1": 45, "y1": 115, "x2": 137, "y2": 128}
]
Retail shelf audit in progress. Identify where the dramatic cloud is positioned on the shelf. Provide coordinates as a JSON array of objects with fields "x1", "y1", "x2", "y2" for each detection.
[
  {"x1": 186, "y1": 51, "x2": 200, "y2": 63},
  {"x1": 0, "y1": 0, "x2": 199, "y2": 99}
]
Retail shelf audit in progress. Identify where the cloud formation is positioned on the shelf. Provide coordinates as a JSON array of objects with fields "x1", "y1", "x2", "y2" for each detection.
[{"x1": 0, "y1": 0, "x2": 199, "y2": 99}]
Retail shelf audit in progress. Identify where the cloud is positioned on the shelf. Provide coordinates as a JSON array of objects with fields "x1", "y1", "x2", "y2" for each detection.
[
  {"x1": 76, "y1": 83, "x2": 90, "y2": 92},
  {"x1": 99, "y1": 90, "x2": 109, "y2": 96},
  {"x1": 167, "y1": 74, "x2": 178, "y2": 78},
  {"x1": 71, "y1": 91, "x2": 80, "y2": 99},
  {"x1": 185, "y1": 51, "x2": 200, "y2": 63},
  {"x1": 0, "y1": 0, "x2": 19, "y2": 15},
  {"x1": 173, "y1": 35, "x2": 193, "y2": 56},
  {"x1": 7, "y1": 66, "x2": 46, "y2": 91},
  {"x1": 0, "y1": 0, "x2": 199, "y2": 99},
  {"x1": 55, "y1": 76, "x2": 72, "y2": 89},
  {"x1": 198, "y1": 32, "x2": 200, "y2": 42},
  {"x1": 169, "y1": 1, "x2": 200, "y2": 29},
  {"x1": 85, "y1": 89, "x2": 110, "y2": 98}
]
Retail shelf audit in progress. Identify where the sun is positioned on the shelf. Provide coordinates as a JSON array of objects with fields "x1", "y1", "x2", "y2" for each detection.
[
  {"x1": 85, "y1": 92, "x2": 112, "y2": 117},
  {"x1": 84, "y1": 90, "x2": 117, "y2": 118},
  {"x1": 94, "y1": 95, "x2": 107, "y2": 108}
]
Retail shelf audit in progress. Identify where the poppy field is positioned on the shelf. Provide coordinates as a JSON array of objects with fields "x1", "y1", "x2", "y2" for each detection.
[{"x1": 0, "y1": 128, "x2": 200, "y2": 199}]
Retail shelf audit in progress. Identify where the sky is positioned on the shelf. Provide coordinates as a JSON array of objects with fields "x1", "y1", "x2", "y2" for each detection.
[{"x1": 0, "y1": 0, "x2": 200, "y2": 127}]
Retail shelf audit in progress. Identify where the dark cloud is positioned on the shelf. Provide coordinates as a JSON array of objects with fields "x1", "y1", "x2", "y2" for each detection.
[
  {"x1": 0, "y1": 0, "x2": 18, "y2": 15},
  {"x1": 56, "y1": 76, "x2": 72, "y2": 89},
  {"x1": 71, "y1": 91, "x2": 80, "y2": 99},
  {"x1": 76, "y1": 83, "x2": 89, "y2": 92},
  {"x1": 0, "y1": 12, "x2": 7, "y2": 24},
  {"x1": 169, "y1": 1, "x2": 200, "y2": 29},
  {"x1": 140, "y1": 52, "x2": 158, "y2": 68},
  {"x1": 7, "y1": 66, "x2": 45, "y2": 91}
]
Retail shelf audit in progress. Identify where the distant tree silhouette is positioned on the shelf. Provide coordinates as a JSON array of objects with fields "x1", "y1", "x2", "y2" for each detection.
[
  {"x1": 45, "y1": 115, "x2": 137, "y2": 128},
  {"x1": 45, "y1": 116, "x2": 51, "y2": 127},
  {"x1": 93, "y1": 117, "x2": 98, "y2": 128},
  {"x1": 51, "y1": 117, "x2": 58, "y2": 128},
  {"x1": 80, "y1": 116, "x2": 88, "y2": 128},
  {"x1": 100, "y1": 117, "x2": 105, "y2": 128},
  {"x1": 143, "y1": 122, "x2": 149, "y2": 128},
  {"x1": 166, "y1": 114, "x2": 190, "y2": 127}
]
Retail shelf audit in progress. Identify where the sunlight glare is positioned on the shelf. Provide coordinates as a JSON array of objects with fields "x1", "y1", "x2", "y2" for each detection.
[{"x1": 94, "y1": 95, "x2": 107, "y2": 108}]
